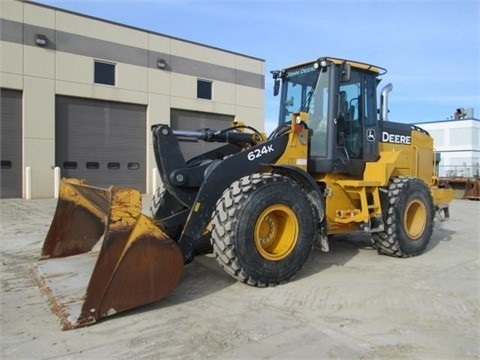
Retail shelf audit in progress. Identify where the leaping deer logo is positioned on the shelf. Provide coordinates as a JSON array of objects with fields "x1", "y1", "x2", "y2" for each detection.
[{"x1": 367, "y1": 129, "x2": 376, "y2": 142}]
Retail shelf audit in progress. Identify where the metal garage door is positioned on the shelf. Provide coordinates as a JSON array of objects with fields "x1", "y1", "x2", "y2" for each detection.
[
  {"x1": 56, "y1": 96, "x2": 146, "y2": 192},
  {"x1": 170, "y1": 109, "x2": 234, "y2": 161},
  {"x1": 0, "y1": 89, "x2": 23, "y2": 199}
]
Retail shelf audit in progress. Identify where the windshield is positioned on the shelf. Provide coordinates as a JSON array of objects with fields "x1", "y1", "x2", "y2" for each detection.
[
  {"x1": 278, "y1": 63, "x2": 329, "y2": 127},
  {"x1": 278, "y1": 62, "x2": 331, "y2": 158}
]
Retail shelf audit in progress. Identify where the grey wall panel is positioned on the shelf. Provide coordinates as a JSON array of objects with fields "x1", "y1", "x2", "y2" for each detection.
[
  {"x1": 1, "y1": 18, "x2": 264, "y2": 89},
  {"x1": 55, "y1": 96, "x2": 146, "y2": 191},
  {"x1": 170, "y1": 109, "x2": 234, "y2": 161},
  {"x1": 0, "y1": 18, "x2": 24, "y2": 44},
  {"x1": 56, "y1": 30, "x2": 148, "y2": 67},
  {"x1": 0, "y1": 89, "x2": 23, "y2": 198}
]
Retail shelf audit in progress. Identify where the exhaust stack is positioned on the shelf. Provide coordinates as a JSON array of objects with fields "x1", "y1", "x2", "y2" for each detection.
[{"x1": 380, "y1": 83, "x2": 393, "y2": 121}]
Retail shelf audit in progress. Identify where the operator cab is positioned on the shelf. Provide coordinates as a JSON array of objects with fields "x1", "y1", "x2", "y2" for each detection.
[{"x1": 272, "y1": 57, "x2": 386, "y2": 177}]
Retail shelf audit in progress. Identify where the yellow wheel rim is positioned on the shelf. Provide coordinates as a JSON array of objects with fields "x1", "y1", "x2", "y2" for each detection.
[
  {"x1": 254, "y1": 204, "x2": 298, "y2": 261},
  {"x1": 403, "y1": 199, "x2": 427, "y2": 240}
]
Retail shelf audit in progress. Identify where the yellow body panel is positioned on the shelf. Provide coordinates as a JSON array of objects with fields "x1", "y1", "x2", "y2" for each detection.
[
  {"x1": 376, "y1": 130, "x2": 434, "y2": 185},
  {"x1": 316, "y1": 175, "x2": 380, "y2": 233},
  {"x1": 275, "y1": 125, "x2": 309, "y2": 171},
  {"x1": 309, "y1": 126, "x2": 451, "y2": 234}
]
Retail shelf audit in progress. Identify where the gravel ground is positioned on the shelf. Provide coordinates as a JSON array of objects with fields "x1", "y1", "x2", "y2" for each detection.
[{"x1": 1, "y1": 197, "x2": 479, "y2": 360}]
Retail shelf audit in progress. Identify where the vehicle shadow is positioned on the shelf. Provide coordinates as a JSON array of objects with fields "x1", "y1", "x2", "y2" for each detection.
[
  {"x1": 123, "y1": 233, "x2": 370, "y2": 320},
  {"x1": 425, "y1": 222, "x2": 456, "y2": 254},
  {"x1": 297, "y1": 232, "x2": 370, "y2": 281},
  {"x1": 121, "y1": 235, "x2": 365, "y2": 314},
  {"x1": 114, "y1": 226, "x2": 453, "y2": 322}
]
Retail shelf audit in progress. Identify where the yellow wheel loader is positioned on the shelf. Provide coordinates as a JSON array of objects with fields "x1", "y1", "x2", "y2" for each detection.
[{"x1": 32, "y1": 57, "x2": 454, "y2": 330}]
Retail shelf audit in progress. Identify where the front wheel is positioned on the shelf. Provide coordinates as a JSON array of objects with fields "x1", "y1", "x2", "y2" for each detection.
[
  {"x1": 372, "y1": 176, "x2": 434, "y2": 257},
  {"x1": 210, "y1": 173, "x2": 315, "y2": 286}
]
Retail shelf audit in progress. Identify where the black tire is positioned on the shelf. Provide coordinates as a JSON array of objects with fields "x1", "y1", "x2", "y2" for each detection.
[
  {"x1": 210, "y1": 173, "x2": 315, "y2": 286},
  {"x1": 371, "y1": 176, "x2": 434, "y2": 257},
  {"x1": 149, "y1": 184, "x2": 167, "y2": 218},
  {"x1": 149, "y1": 184, "x2": 186, "y2": 239}
]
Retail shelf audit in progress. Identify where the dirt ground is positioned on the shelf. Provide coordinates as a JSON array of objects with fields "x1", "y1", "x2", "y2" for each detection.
[{"x1": 1, "y1": 197, "x2": 479, "y2": 360}]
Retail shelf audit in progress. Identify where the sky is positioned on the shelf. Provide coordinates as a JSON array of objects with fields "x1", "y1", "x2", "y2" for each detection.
[{"x1": 34, "y1": 0, "x2": 479, "y2": 133}]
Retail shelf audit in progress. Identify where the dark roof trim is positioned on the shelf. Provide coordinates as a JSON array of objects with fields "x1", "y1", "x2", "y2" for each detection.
[{"x1": 23, "y1": 0, "x2": 264, "y2": 62}]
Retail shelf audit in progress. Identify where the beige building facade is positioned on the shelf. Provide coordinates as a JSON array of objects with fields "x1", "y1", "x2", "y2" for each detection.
[{"x1": 0, "y1": 0, "x2": 265, "y2": 198}]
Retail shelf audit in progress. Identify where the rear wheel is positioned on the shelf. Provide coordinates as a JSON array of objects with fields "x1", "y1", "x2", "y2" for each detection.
[
  {"x1": 211, "y1": 173, "x2": 315, "y2": 286},
  {"x1": 371, "y1": 176, "x2": 434, "y2": 257}
]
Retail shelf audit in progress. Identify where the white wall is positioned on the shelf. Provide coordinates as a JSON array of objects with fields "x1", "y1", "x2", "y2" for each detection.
[{"x1": 417, "y1": 119, "x2": 480, "y2": 177}]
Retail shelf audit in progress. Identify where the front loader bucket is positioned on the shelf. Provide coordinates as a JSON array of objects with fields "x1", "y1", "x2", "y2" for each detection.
[{"x1": 31, "y1": 179, "x2": 183, "y2": 330}]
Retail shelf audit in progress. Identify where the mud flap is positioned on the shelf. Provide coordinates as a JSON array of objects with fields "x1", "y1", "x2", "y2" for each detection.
[{"x1": 31, "y1": 179, "x2": 183, "y2": 330}]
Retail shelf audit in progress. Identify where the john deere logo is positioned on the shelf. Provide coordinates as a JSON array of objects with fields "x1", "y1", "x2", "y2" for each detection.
[
  {"x1": 367, "y1": 129, "x2": 376, "y2": 142},
  {"x1": 382, "y1": 131, "x2": 411, "y2": 145}
]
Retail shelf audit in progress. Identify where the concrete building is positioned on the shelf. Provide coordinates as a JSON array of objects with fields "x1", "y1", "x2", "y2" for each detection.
[
  {"x1": 415, "y1": 112, "x2": 480, "y2": 178},
  {"x1": 0, "y1": 0, "x2": 265, "y2": 198}
]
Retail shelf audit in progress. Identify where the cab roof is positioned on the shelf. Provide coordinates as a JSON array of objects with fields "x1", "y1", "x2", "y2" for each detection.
[{"x1": 286, "y1": 56, "x2": 387, "y2": 76}]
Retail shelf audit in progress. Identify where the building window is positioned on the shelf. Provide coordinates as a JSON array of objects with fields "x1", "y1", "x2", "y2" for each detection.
[
  {"x1": 86, "y1": 161, "x2": 99, "y2": 169},
  {"x1": 94, "y1": 60, "x2": 115, "y2": 86},
  {"x1": 197, "y1": 79, "x2": 212, "y2": 100}
]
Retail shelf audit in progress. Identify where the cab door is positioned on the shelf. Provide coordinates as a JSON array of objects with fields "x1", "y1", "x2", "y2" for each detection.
[
  {"x1": 334, "y1": 68, "x2": 379, "y2": 176},
  {"x1": 362, "y1": 73, "x2": 380, "y2": 162}
]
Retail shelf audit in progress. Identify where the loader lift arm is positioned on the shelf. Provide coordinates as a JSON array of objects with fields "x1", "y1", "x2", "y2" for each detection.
[{"x1": 151, "y1": 124, "x2": 289, "y2": 263}]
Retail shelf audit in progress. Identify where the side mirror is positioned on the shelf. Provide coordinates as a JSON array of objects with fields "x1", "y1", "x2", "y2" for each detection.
[
  {"x1": 341, "y1": 63, "x2": 351, "y2": 83},
  {"x1": 273, "y1": 79, "x2": 280, "y2": 96}
]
